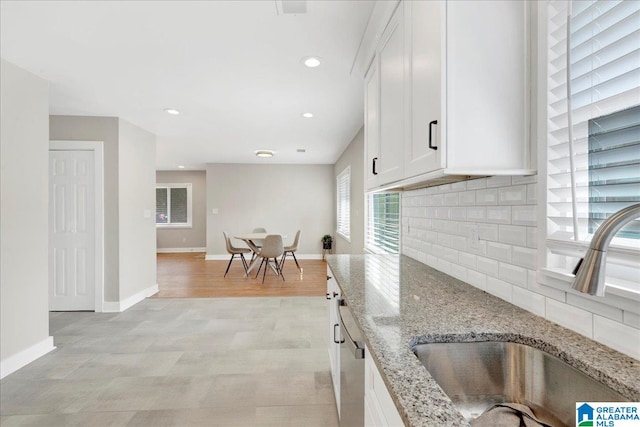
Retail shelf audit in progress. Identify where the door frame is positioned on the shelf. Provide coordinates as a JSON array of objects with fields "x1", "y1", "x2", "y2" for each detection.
[{"x1": 49, "y1": 140, "x2": 105, "y2": 312}]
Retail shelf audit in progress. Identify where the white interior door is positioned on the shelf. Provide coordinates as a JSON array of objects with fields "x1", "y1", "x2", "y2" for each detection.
[{"x1": 49, "y1": 150, "x2": 96, "y2": 310}]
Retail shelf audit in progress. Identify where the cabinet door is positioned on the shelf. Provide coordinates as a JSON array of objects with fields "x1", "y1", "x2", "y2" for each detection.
[
  {"x1": 365, "y1": 62, "x2": 380, "y2": 191},
  {"x1": 326, "y1": 266, "x2": 341, "y2": 416},
  {"x1": 377, "y1": 5, "x2": 405, "y2": 186},
  {"x1": 404, "y1": 0, "x2": 442, "y2": 178}
]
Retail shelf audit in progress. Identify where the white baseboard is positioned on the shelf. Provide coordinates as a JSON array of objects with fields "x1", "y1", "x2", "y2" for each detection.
[
  {"x1": 1, "y1": 336, "x2": 55, "y2": 379},
  {"x1": 102, "y1": 284, "x2": 159, "y2": 313},
  {"x1": 157, "y1": 247, "x2": 206, "y2": 253},
  {"x1": 206, "y1": 253, "x2": 323, "y2": 260}
]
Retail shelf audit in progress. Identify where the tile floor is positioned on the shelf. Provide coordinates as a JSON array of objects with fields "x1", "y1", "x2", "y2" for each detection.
[{"x1": 0, "y1": 297, "x2": 339, "y2": 427}]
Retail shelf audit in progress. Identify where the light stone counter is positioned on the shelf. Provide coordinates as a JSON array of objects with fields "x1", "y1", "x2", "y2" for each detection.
[{"x1": 326, "y1": 254, "x2": 640, "y2": 427}]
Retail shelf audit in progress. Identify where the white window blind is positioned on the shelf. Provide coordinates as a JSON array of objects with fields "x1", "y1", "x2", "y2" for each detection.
[
  {"x1": 156, "y1": 183, "x2": 192, "y2": 227},
  {"x1": 337, "y1": 167, "x2": 351, "y2": 240},
  {"x1": 365, "y1": 192, "x2": 400, "y2": 254},
  {"x1": 545, "y1": 0, "x2": 640, "y2": 294}
]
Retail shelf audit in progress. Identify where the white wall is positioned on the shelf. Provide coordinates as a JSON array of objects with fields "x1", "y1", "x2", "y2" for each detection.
[
  {"x1": 0, "y1": 59, "x2": 53, "y2": 374},
  {"x1": 402, "y1": 176, "x2": 640, "y2": 360},
  {"x1": 156, "y1": 170, "x2": 207, "y2": 251},
  {"x1": 206, "y1": 163, "x2": 334, "y2": 257},
  {"x1": 334, "y1": 127, "x2": 365, "y2": 254},
  {"x1": 118, "y1": 119, "x2": 157, "y2": 301},
  {"x1": 49, "y1": 115, "x2": 121, "y2": 301},
  {"x1": 49, "y1": 115, "x2": 157, "y2": 306}
]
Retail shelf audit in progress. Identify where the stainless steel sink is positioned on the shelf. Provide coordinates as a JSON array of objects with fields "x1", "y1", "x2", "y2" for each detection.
[{"x1": 413, "y1": 341, "x2": 626, "y2": 426}]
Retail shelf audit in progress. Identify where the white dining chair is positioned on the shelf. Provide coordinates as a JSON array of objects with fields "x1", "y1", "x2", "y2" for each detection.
[
  {"x1": 255, "y1": 234, "x2": 285, "y2": 283},
  {"x1": 223, "y1": 232, "x2": 250, "y2": 277},
  {"x1": 281, "y1": 230, "x2": 301, "y2": 272}
]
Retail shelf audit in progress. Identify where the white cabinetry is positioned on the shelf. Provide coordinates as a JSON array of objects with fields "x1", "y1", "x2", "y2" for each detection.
[
  {"x1": 366, "y1": 5, "x2": 405, "y2": 189},
  {"x1": 364, "y1": 345, "x2": 404, "y2": 427},
  {"x1": 326, "y1": 266, "x2": 341, "y2": 417},
  {"x1": 365, "y1": 0, "x2": 533, "y2": 191}
]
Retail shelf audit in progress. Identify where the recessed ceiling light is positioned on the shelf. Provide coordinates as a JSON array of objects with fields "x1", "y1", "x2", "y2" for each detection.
[
  {"x1": 302, "y1": 112, "x2": 314, "y2": 118},
  {"x1": 302, "y1": 56, "x2": 321, "y2": 68},
  {"x1": 164, "y1": 108, "x2": 180, "y2": 115},
  {"x1": 255, "y1": 150, "x2": 275, "y2": 158},
  {"x1": 178, "y1": 165, "x2": 185, "y2": 169}
]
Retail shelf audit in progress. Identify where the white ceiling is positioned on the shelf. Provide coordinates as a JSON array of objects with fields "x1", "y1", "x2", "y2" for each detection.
[{"x1": 0, "y1": 0, "x2": 375, "y2": 169}]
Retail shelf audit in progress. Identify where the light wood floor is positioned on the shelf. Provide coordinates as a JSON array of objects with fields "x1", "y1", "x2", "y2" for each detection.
[{"x1": 155, "y1": 252, "x2": 328, "y2": 298}]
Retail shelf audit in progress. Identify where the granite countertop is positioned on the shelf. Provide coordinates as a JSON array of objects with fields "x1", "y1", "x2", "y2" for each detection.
[{"x1": 326, "y1": 254, "x2": 640, "y2": 427}]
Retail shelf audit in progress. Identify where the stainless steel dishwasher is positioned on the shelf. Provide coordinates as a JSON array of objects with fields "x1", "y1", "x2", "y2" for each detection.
[{"x1": 338, "y1": 297, "x2": 365, "y2": 427}]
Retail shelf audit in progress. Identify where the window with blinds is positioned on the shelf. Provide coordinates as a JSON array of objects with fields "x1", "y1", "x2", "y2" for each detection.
[
  {"x1": 365, "y1": 192, "x2": 400, "y2": 254},
  {"x1": 156, "y1": 183, "x2": 192, "y2": 227},
  {"x1": 336, "y1": 167, "x2": 351, "y2": 240},
  {"x1": 545, "y1": 0, "x2": 640, "y2": 294}
]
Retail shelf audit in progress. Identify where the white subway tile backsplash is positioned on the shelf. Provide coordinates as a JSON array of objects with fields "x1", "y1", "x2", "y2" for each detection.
[
  {"x1": 459, "y1": 252, "x2": 477, "y2": 269},
  {"x1": 477, "y1": 223, "x2": 499, "y2": 241},
  {"x1": 526, "y1": 227, "x2": 537, "y2": 248},
  {"x1": 402, "y1": 178, "x2": 640, "y2": 359},
  {"x1": 450, "y1": 207, "x2": 467, "y2": 220},
  {"x1": 467, "y1": 270, "x2": 487, "y2": 291},
  {"x1": 444, "y1": 193, "x2": 459, "y2": 206},
  {"x1": 476, "y1": 189, "x2": 498, "y2": 205},
  {"x1": 512, "y1": 246, "x2": 537, "y2": 269},
  {"x1": 527, "y1": 183, "x2": 537, "y2": 204},
  {"x1": 512, "y1": 287, "x2": 546, "y2": 317},
  {"x1": 466, "y1": 207, "x2": 486, "y2": 221},
  {"x1": 467, "y1": 177, "x2": 487, "y2": 189},
  {"x1": 593, "y1": 315, "x2": 640, "y2": 360},
  {"x1": 486, "y1": 241, "x2": 513, "y2": 263},
  {"x1": 476, "y1": 256, "x2": 499, "y2": 277},
  {"x1": 459, "y1": 191, "x2": 476, "y2": 205},
  {"x1": 512, "y1": 175, "x2": 537, "y2": 185},
  {"x1": 451, "y1": 235, "x2": 467, "y2": 251},
  {"x1": 486, "y1": 277, "x2": 513, "y2": 302},
  {"x1": 567, "y1": 293, "x2": 623, "y2": 322},
  {"x1": 512, "y1": 205, "x2": 537, "y2": 226},
  {"x1": 498, "y1": 225, "x2": 528, "y2": 246},
  {"x1": 486, "y1": 175, "x2": 512, "y2": 188},
  {"x1": 546, "y1": 299, "x2": 593, "y2": 338},
  {"x1": 486, "y1": 206, "x2": 512, "y2": 224},
  {"x1": 498, "y1": 185, "x2": 528, "y2": 205},
  {"x1": 499, "y1": 263, "x2": 528, "y2": 288}
]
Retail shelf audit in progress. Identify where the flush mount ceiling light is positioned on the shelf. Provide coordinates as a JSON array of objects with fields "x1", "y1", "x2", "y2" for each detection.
[
  {"x1": 302, "y1": 112, "x2": 314, "y2": 118},
  {"x1": 297, "y1": 149, "x2": 306, "y2": 153},
  {"x1": 302, "y1": 56, "x2": 321, "y2": 68},
  {"x1": 164, "y1": 108, "x2": 180, "y2": 115},
  {"x1": 178, "y1": 165, "x2": 185, "y2": 169},
  {"x1": 255, "y1": 150, "x2": 275, "y2": 158}
]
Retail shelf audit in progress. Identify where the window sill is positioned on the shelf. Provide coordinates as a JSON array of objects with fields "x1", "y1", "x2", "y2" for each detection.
[
  {"x1": 337, "y1": 231, "x2": 351, "y2": 243},
  {"x1": 541, "y1": 267, "x2": 640, "y2": 302},
  {"x1": 156, "y1": 224, "x2": 193, "y2": 229}
]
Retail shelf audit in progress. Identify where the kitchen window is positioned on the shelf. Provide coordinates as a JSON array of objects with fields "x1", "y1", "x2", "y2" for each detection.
[
  {"x1": 337, "y1": 166, "x2": 351, "y2": 241},
  {"x1": 365, "y1": 192, "x2": 400, "y2": 254},
  {"x1": 156, "y1": 183, "x2": 192, "y2": 228},
  {"x1": 542, "y1": 0, "x2": 640, "y2": 296}
]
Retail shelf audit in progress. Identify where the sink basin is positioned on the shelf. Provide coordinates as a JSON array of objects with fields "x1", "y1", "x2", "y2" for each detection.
[{"x1": 413, "y1": 341, "x2": 626, "y2": 426}]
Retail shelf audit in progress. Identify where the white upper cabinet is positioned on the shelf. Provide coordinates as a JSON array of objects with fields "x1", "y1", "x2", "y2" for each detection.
[
  {"x1": 364, "y1": 0, "x2": 534, "y2": 191},
  {"x1": 404, "y1": 0, "x2": 442, "y2": 179},
  {"x1": 365, "y1": 5, "x2": 405, "y2": 189}
]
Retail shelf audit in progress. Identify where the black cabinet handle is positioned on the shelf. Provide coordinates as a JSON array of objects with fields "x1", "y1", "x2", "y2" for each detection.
[
  {"x1": 428, "y1": 120, "x2": 438, "y2": 150},
  {"x1": 326, "y1": 293, "x2": 331, "y2": 300},
  {"x1": 372, "y1": 157, "x2": 378, "y2": 175},
  {"x1": 333, "y1": 323, "x2": 345, "y2": 344},
  {"x1": 333, "y1": 292, "x2": 339, "y2": 297},
  {"x1": 327, "y1": 276, "x2": 332, "y2": 281}
]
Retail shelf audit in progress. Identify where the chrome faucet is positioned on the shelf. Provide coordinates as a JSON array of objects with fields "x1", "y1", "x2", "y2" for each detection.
[{"x1": 572, "y1": 203, "x2": 640, "y2": 296}]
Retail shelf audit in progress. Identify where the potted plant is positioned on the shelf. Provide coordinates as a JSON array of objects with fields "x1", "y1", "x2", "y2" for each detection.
[{"x1": 321, "y1": 234, "x2": 333, "y2": 250}]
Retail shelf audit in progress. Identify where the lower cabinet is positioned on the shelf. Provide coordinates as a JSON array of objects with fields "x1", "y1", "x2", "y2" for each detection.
[
  {"x1": 327, "y1": 266, "x2": 341, "y2": 417},
  {"x1": 365, "y1": 345, "x2": 405, "y2": 427}
]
